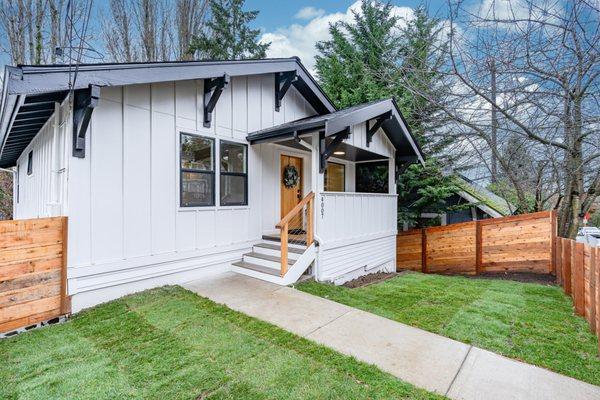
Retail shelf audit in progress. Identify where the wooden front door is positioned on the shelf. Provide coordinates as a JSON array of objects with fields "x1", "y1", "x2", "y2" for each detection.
[{"x1": 280, "y1": 155, "x2": 303, "y2": 230}]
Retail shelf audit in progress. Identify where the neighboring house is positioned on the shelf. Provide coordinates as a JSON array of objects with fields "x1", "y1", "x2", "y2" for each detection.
[
  {"x1": 0, "y1": 58, "x2": 423, "y2": 312},
  {"x1": 402, "y1": 175, "x2": 513, "y2": 229}
]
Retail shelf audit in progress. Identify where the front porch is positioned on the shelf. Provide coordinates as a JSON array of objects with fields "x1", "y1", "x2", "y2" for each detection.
[{"x1": 231, "y1": 99, "x2": 422, "y2": 285}]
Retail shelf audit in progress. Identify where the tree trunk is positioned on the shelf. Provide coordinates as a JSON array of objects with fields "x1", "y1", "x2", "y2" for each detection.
[{"x1": 490, "y1": 59, "x2": 498, "y2": 183}]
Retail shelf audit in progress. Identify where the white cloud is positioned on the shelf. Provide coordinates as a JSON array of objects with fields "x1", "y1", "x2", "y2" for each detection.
[
  {"x1": 294, "y1": 6, "x2": 326, "y2": 20},
  {"x1": 260, "y1": 1, "x2": 413, "y2": 75}
]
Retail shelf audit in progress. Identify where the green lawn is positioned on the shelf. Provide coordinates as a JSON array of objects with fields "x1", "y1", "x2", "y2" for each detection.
[
  {"x1": 0, "y1": 286, "x2": 443, "y2": 400},
  {"x1": 296, "y1": 272, "x2": 600, "y2": 386}
]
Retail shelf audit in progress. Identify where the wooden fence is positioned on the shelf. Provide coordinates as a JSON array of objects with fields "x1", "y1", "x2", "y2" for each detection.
[
  {"x1": 554, "y1": 237, "x2": 599, "y2": 346},
  {"x1": 0, "y1": 217, "x2": 69, "y2": 334},
  {"x1": 397, "y1": 210, "x2": 556, "y2": 275}
]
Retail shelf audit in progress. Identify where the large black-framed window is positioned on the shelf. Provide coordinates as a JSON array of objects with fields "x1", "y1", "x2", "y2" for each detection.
[
  {"x1": 324, "y1": 162, "x2": 345, "y2": 192},
  {"x1": 356, "y1": 161, "x2": 389, "y2": 193},
  {"x1": 220, "y1": 140, "x2": 248, "y2": 206},
  {"x1": 180, "y1": 133, "x2": 215, "y2": 207}
]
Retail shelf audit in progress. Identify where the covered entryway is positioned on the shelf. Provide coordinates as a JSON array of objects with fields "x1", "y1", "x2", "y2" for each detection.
[{"x1": 230, "y1": 98, "x2": 424, "y2": 285}]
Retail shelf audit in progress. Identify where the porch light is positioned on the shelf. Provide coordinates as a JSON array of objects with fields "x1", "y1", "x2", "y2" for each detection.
[{"x1": 333, "y1": 151, "x2": 345, "y2": 155}]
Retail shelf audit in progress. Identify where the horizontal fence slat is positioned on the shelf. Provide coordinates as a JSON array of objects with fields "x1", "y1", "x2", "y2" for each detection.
[
  {"x1": 0, "y1": 216, "x2": 69, "y2": 333},
  {"x1": 397, "y1": 211, "x2": 553, "y2": 276}
]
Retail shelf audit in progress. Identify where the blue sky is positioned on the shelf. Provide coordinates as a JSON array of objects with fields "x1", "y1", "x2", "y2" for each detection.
[
  {"x1": 0, "y1": 0, "x2": 450, "y2": 71},
  {"x1": 247, "y1": 0, "x2": 448, "y2": 31},
  {"x1": 251, "y1": 0, "x2": 449, "y2": 73}
]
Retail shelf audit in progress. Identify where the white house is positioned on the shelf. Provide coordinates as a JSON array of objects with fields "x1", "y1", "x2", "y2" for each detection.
[{"x1": 0, "y1": 58, "x2": 423, "y2": 312}]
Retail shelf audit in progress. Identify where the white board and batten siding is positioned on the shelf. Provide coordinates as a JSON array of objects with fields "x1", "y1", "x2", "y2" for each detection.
[
  {"x1": 13, "y1": 101, "x2": 69, "y2": 219},
  {"x1": 311, "y1": 121, "x2": 398, "y2": 285},
  {"x1": 345, "y1": 121, "x2": 396, "y2": 159},
  {"x1": 63, "y1": 74, "x2": 315, "y2": 311},
  {"x1": 316, "y1": 192, "x2": 398, "y2": 284}
]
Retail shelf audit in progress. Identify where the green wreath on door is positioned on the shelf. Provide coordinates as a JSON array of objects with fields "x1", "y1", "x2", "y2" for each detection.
[{"x1": 283, "y1": 165, "x2": 300, "y2": 188}]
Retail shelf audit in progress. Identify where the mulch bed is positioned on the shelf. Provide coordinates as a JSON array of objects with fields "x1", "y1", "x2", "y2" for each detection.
[
  {"x1": 466, "y1": 272, "x2": 557, "y2": 285},
  {"x1": 343, "y1": 272, "x2": 398, "y2": 288},
  {"x1": 336, "y1": 270, "x2": 556, "y2": 289}
]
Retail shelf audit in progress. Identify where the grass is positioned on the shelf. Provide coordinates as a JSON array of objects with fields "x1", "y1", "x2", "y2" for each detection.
[
  {"x1": 296, "y1": 272, "x2": 600, "y2": 386},
  {"x1": 0, "y1": 286, "x2": 443, "y2": 400}
]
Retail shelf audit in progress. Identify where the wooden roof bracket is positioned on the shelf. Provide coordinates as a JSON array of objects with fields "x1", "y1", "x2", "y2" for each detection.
[
  {"x1": 366, "y1": 110, "x2": 392, "y2": 147},
  {"x1": 319, "y1": 127, "x2": 350, "y2": 173},
  {"x1": 203, "y1": 74, "x2": 230, "y2": 128},
  {"x1": 396, "y1": 155, "x2": 419, "y2": 179},
  {"x1": 72, "y1": 84, "x2": 100, "y2": 158},
  {"x1": 275, "y1": 71, "x2": 297, "y2": 112}
]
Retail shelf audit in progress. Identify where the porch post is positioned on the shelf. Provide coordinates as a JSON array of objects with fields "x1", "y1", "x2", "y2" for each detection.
[
  {"x1": 310, "y1": 131, "x2": 324, "y2": 280},
  {"x1": 388, "y1": 153, "x2": 396, "y2": 195}
]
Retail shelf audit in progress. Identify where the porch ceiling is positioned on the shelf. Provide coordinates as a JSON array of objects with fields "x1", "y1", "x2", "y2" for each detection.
[{"x1": 276, "y1": 137, "x2": 386, "y2": 162}]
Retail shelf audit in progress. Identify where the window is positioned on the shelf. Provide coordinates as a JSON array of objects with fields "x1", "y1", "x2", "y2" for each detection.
[
  {"x1": 27, "y1": 151, "x2": 33, "y2": 175},
  {"x1": 355, "y1": 161, "x2": 389, "y2": 193},
  {"x1": 220, "y1": 140, "x2": 247, "y2": 206},
  {"x1": 180, "y1": 133, "x2": 214, "y2": 207},
  {"x1": 324, "y1": 162, "x2": 345, "y2": 192}
]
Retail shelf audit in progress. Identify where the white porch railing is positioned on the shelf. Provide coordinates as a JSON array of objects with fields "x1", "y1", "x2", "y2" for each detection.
[{"x1": 317, "y1": 192, "x2": 397, "y2": 244}]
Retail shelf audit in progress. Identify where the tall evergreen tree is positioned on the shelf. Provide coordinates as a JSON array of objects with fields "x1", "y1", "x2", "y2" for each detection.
[
  {"x1": 315, "y1": 0, "x2": 402, "y2": 109},
  {"x1": 315, "y1": 1, "x2": 447, "y2": 156},
  {"x1": 397, "y1": 5, "x2": 447, "y2": 153},
  {"x1": 316, "y1": 1, "x2": 458, "y2": 228},
  {"x1": 188, "y1": 0, "x2": 269, "y2": 60}
]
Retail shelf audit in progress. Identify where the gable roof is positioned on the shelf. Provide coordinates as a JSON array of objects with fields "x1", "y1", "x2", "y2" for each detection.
[
  {"x1": 247, "y1": 98, "x2": 424, "y2": 162},
  {"x1": 0, "y1": 57, "x2": 335, "y2": 168}
]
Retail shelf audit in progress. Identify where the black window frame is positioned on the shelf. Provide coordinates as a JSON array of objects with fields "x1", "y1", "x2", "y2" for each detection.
[
  {"x1": 179, "y1": 132, "x2": 215, "y2": 207},
  {"x1": 355, "y1": 160, "x2": 389, "y2": 194},
  {"x1": 324, "y1": 161, "x2": 346, "y2": 192},
  {"x1": 219, "y1": 140, "x2": 248, "y2": 206},
  {"x1": 27, "y1": 151, "x2": 33, "y2": 175}
]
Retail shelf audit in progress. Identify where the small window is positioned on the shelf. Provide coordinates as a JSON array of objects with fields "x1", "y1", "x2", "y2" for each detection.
[
  {"x1": 220, "y1": 141, "x2": 247, "y2": 206},
  {"x1": 180, "y1": 133, "x2": 214, "y2": 207},
  {"x1": 324, "y1": 162, "x2": 345, "y2": 192},
  {"x1": 27, "y1": 151, "x2": 33, "y2": 175}
]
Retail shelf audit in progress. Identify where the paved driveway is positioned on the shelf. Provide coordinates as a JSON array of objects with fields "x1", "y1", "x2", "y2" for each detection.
[{"x1": 183, "y1": 273, "x2": 600, "y2": 400}]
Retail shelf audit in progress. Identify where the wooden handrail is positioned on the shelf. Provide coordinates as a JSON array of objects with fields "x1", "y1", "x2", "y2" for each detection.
[
  {"x1": 277, "y1": 191, "x2": 315, "y2": 276},
  {"x1": 276, "y1": 191, "x2": 315, "y2": 229}
]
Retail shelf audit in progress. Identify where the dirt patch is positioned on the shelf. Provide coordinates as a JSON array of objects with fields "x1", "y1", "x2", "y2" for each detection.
[
  {"x1": 343, "y1": 272, "x2": 398, "y2": 288},
  {"x1": 468, "y1": 272, "x2": 557, "y2": 285}
]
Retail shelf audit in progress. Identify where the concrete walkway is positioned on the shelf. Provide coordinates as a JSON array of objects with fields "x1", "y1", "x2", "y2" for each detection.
[{"x1": 183, "y1": 273, "x2": 600, "y2": 400}]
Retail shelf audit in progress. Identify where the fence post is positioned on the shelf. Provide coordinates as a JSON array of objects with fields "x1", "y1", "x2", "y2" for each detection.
[
  {"x1": 595, "y1": 247, "x2": 600, "y2": 344},
  {"x1": 590, "y1": 247, "x2": 596, "y2": 334},
  {"x1": 556, "y1": 238, "x2": 563, "y2": 285},
  {"x1": 551, "y1": 210, "x2": 557, "y2": 275},
  {"x1": 573, "y1": 243, "x2": 585, "y2": 316},
  {"x1": 421, "y1": 228, "x2": 427, "y2": 273},
  {"x1": 60, "y1": 217, "x2": 70, "y2": 315},
  {"x1": 475, "y1": 221, "x2": 483, "y2": 275},
  {"x1": 563, "y1": 240, "x2": 573, "y2": 295}
]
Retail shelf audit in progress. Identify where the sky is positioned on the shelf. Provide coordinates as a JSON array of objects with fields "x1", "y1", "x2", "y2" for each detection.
[
  {"x1": 251, "y1": 0, "x2": 448, "y2": 72},
  {"x1": 0, "y1": 0, "x2": 449, "y2": 73}
]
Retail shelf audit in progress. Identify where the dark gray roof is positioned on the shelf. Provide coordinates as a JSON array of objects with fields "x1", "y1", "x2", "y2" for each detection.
[
  {"x1": 247, "y1": 98, "x2": 424, "y2": 161},
  {"x1": 0, "y1": 57, "x2": 335, "y2": 168}
]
